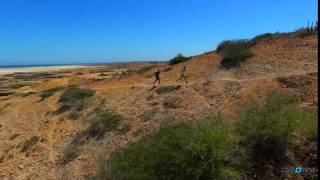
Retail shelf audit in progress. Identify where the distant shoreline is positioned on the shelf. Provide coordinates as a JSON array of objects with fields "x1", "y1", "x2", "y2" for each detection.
[
  {"x1": 0, "y1": 65, "x2": 87, "y2": 75},
  {"x1": 0, "y1": 61, "x2": 166, "y2": 69}
]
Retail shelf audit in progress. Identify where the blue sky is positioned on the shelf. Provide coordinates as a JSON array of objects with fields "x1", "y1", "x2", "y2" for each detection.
[{"x1": 0, "y1": 0, "x2": 318, "y2": 65}]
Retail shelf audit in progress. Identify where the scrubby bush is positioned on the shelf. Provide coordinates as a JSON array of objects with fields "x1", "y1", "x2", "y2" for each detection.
[
  {"x1": 84, "y1": 109, "x2": 125, "y2": 138},
  {"x1": 59, "y1": 87, "x2": 95, "y2": 103},
  {"x1": 250, "y1": 33, "x2": 274, "y2": 45},
  {"x1": 8, "y1": 82, "x2": 26, "y2": 89},
  {"x1": 21, "y1": 136, "x2": 39, "y2": 152},
  {"x1": 136, "y1": 65, "x2": 157, "y2": 75},
  {"x1": 156, "y1": 85, "x2": 181, "y2": 95},
  {"x1": 39, "y1": 87, "x2": 62, "y2": 100},
  {"x1": 97, "y1": 72, "x2": 109, "y2": 77},
  {"x1": 293, "y1": 21, "x2": 318, "y2": 37},
  {"x1": 22, "y1": 92, "x2": 34, "y2": 97},
  {"x1": 163, "y1": 96, "x2": 181, "y2": 109},
  {"x1": 56, "y1": 87, "x2": 95, "y2": 114},
  {"x1": 168, "y1": 53, "x2": 191, "y2": 65},
  {"x1": 293, "y1": 28, "x2": 317, "y2": 37},
  {"x1": 217, "y1": 40, "x2": 253, "y2": 69},
  {"x1": 141, "y1": 107, "x2": 159, "y2": 122},
  {"x1": 61, "y1": 108, "x2": 128, "y2": 164},
  {"x1": 94, "y1": 118, "x2": 245, "y2": 180},
  {"x1": 237, "y1": 93, "x2": 318, "y2": 168}
]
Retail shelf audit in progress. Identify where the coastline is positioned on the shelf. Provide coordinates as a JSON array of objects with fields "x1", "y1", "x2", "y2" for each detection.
[{"x1": 0, "y1": 65, "x2": 87, "y2": 75}]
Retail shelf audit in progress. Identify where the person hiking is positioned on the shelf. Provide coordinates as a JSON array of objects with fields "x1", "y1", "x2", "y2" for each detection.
[
  {"x1": 153, "y1": 69, "x2": 161, "y2": 86},
  {"x1": 177, "y1": 65, "x2": 188, "y2": 84}
]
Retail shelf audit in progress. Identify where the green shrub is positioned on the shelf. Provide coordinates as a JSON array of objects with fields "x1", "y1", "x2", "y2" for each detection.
[
  {"x1": 163, "y1": 96, "x2": 181, "y2": 109},
  {"x1": 293, "y1": 28, "x2": 317, "y2": 37},
  {"x1": 22, "y1": 92, "x2": 34, "y2": 97},
  {"x1": 56, "y1": 87, "x2": 95, "y2": 114},
  {"x1": 61, "y1": 109, "x2": 128, "y2": 164},
  {"x1": 59, "y1": 87, "x2": 95, "y2": 104},
  {"x1": 8, "y1": 82, "x2": 26, "y2": 89},
  {"x1": 217, "y1": 40, "x2": 253, "y2": 69},
  {"x1": 83, "y1": 109, "x2": 126, "y2": 138},
  {"x1": 237, "y1": 93, "x2": 318, "y2": 167},
  {"x1": 169, "y1": 53, "x2": 191, "y2": 65},
  {"x1": 156, "y1": 85, "x2": 181, "y2": 95},
  {"x1": 61, "y1": 135, "x2": 86, "y2": 165},
  {"x1": 39, "y1": 87, "x2": 62, "y2": 100},
  {"x1": 250, "y1": 33, "x2": 274, "y2": 45},
  {"x1": 141, "y1": 107, "x2": 160, "y2": 122},
  {"x1": 136, "y1": 65, "x2": 157, "y2": 75},
  {"x1": 21, "y1": 136, "x2": 39, "y2": 152},
  {"x1": 95, "y1": 119, "x2": 244, "y2": 180},
  {"x1": 97, "y1": 72, "x2": 109, "y2": 77}
]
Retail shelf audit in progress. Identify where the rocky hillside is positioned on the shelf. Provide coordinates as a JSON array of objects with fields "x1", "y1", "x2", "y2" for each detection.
[{"x1": 0, "y1": 33, "x2": 318, "y2": 179}]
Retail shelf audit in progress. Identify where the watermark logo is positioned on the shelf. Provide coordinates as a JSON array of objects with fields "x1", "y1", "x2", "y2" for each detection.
[
  {"x1": 294, "y1": 167, "x2": 304, "y2": 174},
  {"x1": 282, "y1": 166, "x2": 318, "y2": 176}
]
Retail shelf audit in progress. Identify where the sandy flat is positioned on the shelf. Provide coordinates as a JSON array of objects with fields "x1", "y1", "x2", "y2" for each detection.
[{"x1": 0, "y1": 65, "x2": 86, "y2": 75}]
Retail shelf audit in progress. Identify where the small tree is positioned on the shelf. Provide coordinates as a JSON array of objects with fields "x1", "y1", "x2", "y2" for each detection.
[{"x1": 168, "y1": 53, "x2": 191, "y2": 65}]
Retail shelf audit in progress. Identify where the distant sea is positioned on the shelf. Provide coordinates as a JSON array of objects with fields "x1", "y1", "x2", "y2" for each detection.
[
  {"x1": 0, "y1": 63, "x2": 91, "y2": 69},
  {"x1": 0, "y1": 61, "x2": 165, "y2": 69}
]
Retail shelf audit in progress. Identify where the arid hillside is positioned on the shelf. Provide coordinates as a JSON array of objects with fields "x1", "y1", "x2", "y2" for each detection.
[{"x1": 0, "y1": 33, "x2": 318, "y2": 179}]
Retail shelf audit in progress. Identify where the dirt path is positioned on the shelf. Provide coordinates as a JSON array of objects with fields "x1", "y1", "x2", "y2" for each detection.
[{"x1": 93, "y1": 71, "x2": 317, "y2": 90}]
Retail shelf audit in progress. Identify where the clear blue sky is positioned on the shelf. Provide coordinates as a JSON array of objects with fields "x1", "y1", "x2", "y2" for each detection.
[{"x1": 0, "y1": 0, "x2": 318, "y2": 65}]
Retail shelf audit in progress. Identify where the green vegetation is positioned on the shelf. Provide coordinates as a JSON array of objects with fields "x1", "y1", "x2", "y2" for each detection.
[
  {"x1": 216, "y1": 32, "x2": 282, "y2": 68},
  {"x1": 141, "y1": 107, "x2": 160, "y2": 122},
  {"x1": 21, "y1": 136, "x2": 39, "y2": 152},
  {"x1": 217, "y1": 40, "x2": 253, "y2": 68},
  {"x1": 163, "y1": 96, "x2": 181, "y2": 109},
  {"x1": 136, "y1": 65, "x2": 157, "y2": 75},
  {"x1": 250, "y1": 33, "x2": 274, "y2": 45},
  {"x1": 156, "y1": 85, "x2": 181, "y2": 95},
  {"x1": 61, "y1": 108, "x2": 129, "y2": 164},
  {"x1": 237, "y1": 93, "x2": 318, "y2": 168},
  {"x1": 87, "y1": 92, "x2": 317, "y2": 179},
  {"x1": 168, "y1": 53, "x2": 191, "y2": 65},
  {"x1": 8, "y1": 82, "x2": 27, "y2": 89},
  {"x1": 293, "y1": 21, "x2": 318, "y2": 37},
  {"x1": 83, "y1": 108, "x2": 127, "y2": 138},
  {"x1": 22, "y1": 92, "x2": 34, "y2": 97},
  {"x1": 95, "y1": 118, "x2": 244, "y2": 180},
  {"x1": 56, "y1": 87, "x2": 95, "y2": 114},
  {"x1": 97, "y1": 72, "x2": 109, "y2": 76},
  {"x1": 293, "y1": 28, "x2": 318, "y2": 37},
  {"x1": 39, "y1": 87, "x2": 62, "y2": 100}
]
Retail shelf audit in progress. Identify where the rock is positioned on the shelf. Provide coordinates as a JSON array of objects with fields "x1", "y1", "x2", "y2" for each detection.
[
  {"x1": 40, "y1": 138, "x2": 47, "y2": 142},
  {"x1": 18, "y1": 165, "x2": 24, "y2": 170}
]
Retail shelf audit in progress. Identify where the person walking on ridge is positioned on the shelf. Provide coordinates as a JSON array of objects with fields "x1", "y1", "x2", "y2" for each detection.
[
  {"x1": 153, "y1": 69, "x2": 161, "y2": 86},
  {"x1": 177, "y1": 65, "x2": 188, "y2": 84}
]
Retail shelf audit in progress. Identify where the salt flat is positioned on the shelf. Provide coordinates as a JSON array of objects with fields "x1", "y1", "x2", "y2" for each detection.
[{"x1": 0, "y1": 65, "x2": 86, "y2": 75}]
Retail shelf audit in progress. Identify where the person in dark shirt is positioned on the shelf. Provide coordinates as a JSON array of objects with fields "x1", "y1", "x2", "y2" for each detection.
[{"x1": 153, "y1": 69, "x2": 161, "y2": 86}]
